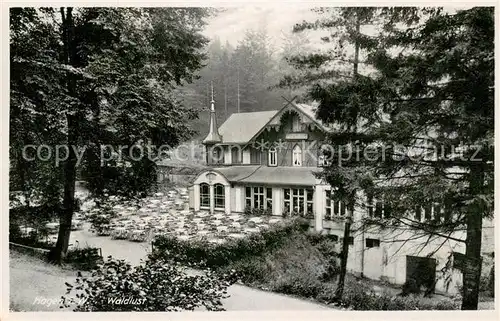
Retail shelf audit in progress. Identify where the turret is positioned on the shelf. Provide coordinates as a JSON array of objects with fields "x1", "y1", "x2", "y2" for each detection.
[{"x1": 203, "y1": 82, "x2": 222, "y2": 144}]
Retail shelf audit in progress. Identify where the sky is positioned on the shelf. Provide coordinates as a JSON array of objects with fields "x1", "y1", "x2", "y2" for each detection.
[{"x1": 202, "y1": 6, "x2": 320, "y2": 47}]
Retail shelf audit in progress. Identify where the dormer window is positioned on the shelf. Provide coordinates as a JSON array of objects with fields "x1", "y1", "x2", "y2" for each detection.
[
  {"x1": 268, "y1": 147, "x2": 277, "y2": 166},
  {"x1": 292, "y1": 145, "x2": 302, "y2": 166}
]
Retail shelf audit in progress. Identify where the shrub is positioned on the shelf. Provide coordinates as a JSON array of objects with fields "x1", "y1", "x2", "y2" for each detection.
[
  {"x1": 61, "y1": 256, "x2": 236, "y2": 311},
  {"x1": 9, "y1": 223, "x2": 22, "y2": 241},
  {"x1": 9, "y1": 224, "x2": 53, "y2": 250},
  {"x1": 332, "y1": 281, "x2": 459, "y2": 310},
  {"x1": 218, "y1": 231, "x2": 333, "y2": 299},
  {"x1": 151, "y1": 217, "x2": 309, "y2": 268},
  {"x1": 480, "y1": 252, "x2": 494, "y2": 297},
  {"x1": 244, "y1": 206, "x2": 272, "y2": 216},
  {"x1": 64, "y1": 246, "x2": 102, "y2": 271}
]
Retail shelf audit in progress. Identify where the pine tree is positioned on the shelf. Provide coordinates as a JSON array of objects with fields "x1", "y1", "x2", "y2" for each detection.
[
  {"x1": 303, "y1": 7, "x2": 493, "y2": 309},
  {"x1": 288, "y1": 6, "x2": 381, "y2": 300}
]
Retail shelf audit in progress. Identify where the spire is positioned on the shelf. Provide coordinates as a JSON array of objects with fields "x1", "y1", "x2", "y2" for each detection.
[
  {"x1": 203, "y1": 81, "x2": 222, "y2": 144},
  {"x1": 210, "y1": 82, "x2": 215, "y2": 111}
]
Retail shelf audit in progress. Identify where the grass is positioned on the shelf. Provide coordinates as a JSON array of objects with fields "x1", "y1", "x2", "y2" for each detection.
[{"x1": 9, "y1": 249, "x2": 84, "y2": 311}]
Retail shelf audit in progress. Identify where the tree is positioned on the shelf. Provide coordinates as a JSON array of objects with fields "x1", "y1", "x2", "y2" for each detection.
[
  {"x1": 10, "y1": 7, "x2": 210, "y2": 263},
  {"x1": 289, "y1": 6, "x2": 381, "y2": 301},
  {"x1": 10, "y1": 8, "x2": 67, "y2": 208},
  {"x1": 306, "y1": 7, "x2": 493, "y2": 310}
]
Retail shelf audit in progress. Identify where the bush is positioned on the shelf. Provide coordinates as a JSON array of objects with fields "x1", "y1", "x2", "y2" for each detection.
[
  {"x1": 244, "y1": 206, "x2": 272, "y2": 216},
  {"x1": 9, "y1": 223, "x2": 53, "y2": 250},
  {"x1": 151, "y1": 217, "x2": 310, "y2": 268},
  {"x1": 480, "y1": 252, "x2": 494, "y2": 297},
  {"x1": 61, "y1": 256, "x2": 236, "y2": 311},
  {"x1": 64, "y1": 246, "x2": 102, "y2": 271},
  {"x1": 331, "y1": 281, "x2": 459, "y2": 310},
  {"x1": 216, "y1": 230, "x2": 334, "y2": 300}
]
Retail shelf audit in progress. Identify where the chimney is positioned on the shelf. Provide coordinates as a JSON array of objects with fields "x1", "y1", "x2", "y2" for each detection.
[{"x1": 203, "y1": 82, "x2": 222, "y2": 144}]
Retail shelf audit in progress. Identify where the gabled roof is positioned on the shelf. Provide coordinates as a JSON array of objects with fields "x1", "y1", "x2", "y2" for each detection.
[
  {"x1": 217, "y1": 110, "x2": 279, "y2": 144},
  {"x1": 212, "y1": 102, "x2": 332, "y2": 145}
]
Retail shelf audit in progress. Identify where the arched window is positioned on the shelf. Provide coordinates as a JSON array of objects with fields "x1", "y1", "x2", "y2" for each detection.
[
  {"x1": 200, "y1": 183, "x2": 210, "y2": 208},
  {"x1": 292, "y1": 114, "x2": 301, "y2": 132},
  {"x1": 292, "y1": 145, "x2": 302, "y2": 166},
  {"x1": 318, "y1": 144, "x2": 332, "y2": 167},
  {"x1": 214, "y1": 184, "x2": 225, "y2": 209},
  {"x1": 268, "y1": 147, "x2": 277, "y2": 166}
]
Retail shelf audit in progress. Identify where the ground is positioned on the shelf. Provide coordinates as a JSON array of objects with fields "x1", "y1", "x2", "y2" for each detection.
[
  {"x1": 10, "y1": 189, "x2": 494, "y2": 311},
  {"x1": 10, "y1": 228, "x2": 331, "y2": 311},
  {"x1": 10, "y1": 250, "x2": 76, "y2": 312}
]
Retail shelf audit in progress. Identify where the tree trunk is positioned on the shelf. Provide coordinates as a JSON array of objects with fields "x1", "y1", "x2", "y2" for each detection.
[
  {"x1": 333, "y1": 12, "x2": 361, "y2": 302},
  {"x1": 334, "y1": 201, "x2": 353, "y2": 301},
  {"x1": 461, "y1": 166, "x2": 484, "y2": 310},
  {"x1": 49, "y1": 7, "x2": 78, "y2": 263}
]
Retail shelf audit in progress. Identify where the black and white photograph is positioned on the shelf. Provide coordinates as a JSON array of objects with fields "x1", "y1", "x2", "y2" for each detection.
[{"x1": 6, "y1": 4, "x2": 495, "y2": 314}]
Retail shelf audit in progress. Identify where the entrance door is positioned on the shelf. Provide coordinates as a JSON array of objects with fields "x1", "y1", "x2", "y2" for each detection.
[{"x1": 406, "y1": 255, "x2": 437, "y2": 294}]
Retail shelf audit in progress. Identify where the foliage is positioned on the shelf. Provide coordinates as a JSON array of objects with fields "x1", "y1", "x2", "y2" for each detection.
[
  {"x1": 9, "y1": 224, "x2": 53, "y2": 250},
  {"x1": 61, "y1": 256, "x2": 236, "y2": 311},
  {"x1": 333, "y1": 282, "x2": 459, "y2": 310},
  {"x1": 288, "y1": 6, "x2": 493, "y2": 309},
  {"x1": 184, "y1": 29, "x2": 309, "y2": 139},
  {"x1": 10, "y1": 7, "x2": 211, "y2": 260},
  {"x1": 243, "y1": 206, "x2": 272, "y2": 216},
  {"x1": 64, "y1": 246, "x2": 102, "y2": 271},
  {"x1": 223, "y1": 232, "x2": 333, "y2": 298},
  {"x1": 10, "y1": 204, "x2": 62, "y2": 228},
  {"x1": 151, "y1": 218, "x2": 310, "y2": 268},
  {"x1": 479, "y1": 252, "x2": 494, "y2": 297}
]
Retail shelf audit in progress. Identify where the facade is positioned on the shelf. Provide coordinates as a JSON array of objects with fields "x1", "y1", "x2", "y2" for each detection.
[{"x1": 189, "y1": 96, "x2": 493, "y2": 295}]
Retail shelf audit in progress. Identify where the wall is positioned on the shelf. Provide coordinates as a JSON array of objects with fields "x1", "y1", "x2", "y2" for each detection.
[
  {"x1": 313, "y1": 188, "x2": 474, "y2": 294},
  {"x1": 237, "y1": 110, "x2": 327, "y2": 167}
]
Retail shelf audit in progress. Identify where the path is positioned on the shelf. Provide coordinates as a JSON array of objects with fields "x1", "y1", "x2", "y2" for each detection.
[{"x1": 69, "y1": 224, "x2": 331, "y2": 310}]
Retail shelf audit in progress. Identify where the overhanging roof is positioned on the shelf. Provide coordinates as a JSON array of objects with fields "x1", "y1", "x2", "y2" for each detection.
[
  {"x1": 217, "y1": 111, "x2": 279, "y2": 144},
  {"x1": 212, "y1": 166, "x2": 320, "y2": 186}
]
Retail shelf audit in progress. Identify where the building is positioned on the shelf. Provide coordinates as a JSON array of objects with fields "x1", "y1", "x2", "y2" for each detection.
[{"x1": 188, "y1": 94, "x2": 493, "y2": 295}]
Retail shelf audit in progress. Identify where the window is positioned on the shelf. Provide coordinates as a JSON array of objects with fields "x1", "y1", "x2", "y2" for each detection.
[
  {"x1": 214, "y1": 184, "x2": 225, "y2": 209},
  {"x1": 318, "y1": 144, "x2": 332, "y2": 167},
  {"x1": 292, "y1": 145, "x2": 302, "y2": 167},
  {"x1": 253, "y1": 186, "x2": 265, "y2": 209},
  {"x1": 231, "y1": 147, "x2": 241, "y2": 164},
  {"x1": 325, "y1": 191, "x2": 347, "y2": 220},
  {"x1": 268, "y1": 147, "x2": 277, "y2": 166},
  {"x1": 366, "y1": 238, "x2": 380, "y2": 248},
  {"x1": 245, "y1": 186, "x2": 273, "y2": 211},
  {"x1": 212, "y1": 146, "x2": 224, "y2": 164},
  {"x1": 284, "y1": 188, "x2": 314, "y2": 216},
  {"x1": 245, "y1": 187, "x2": 252, "y2": 208},
  {"x1": 266, "y1": 187, "x2": 273, "y2": 210},
  {"x1": 250, "y1": 147, "x2": 262, "y2": 164},
  {"x1": 415, "y1": 203, "x2": 446, "y2": 222},
  {"x1": 292, "y1": 114, "x2": 301, "y2": 132},
  {"x1": 200, "y1": 183, "x2": 210, "y2": 208},
  {"x1": 367, "y1": 195, "x2": 391, "y2": 219}
]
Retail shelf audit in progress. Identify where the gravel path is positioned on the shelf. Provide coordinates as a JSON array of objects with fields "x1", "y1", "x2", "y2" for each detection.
[{"x1": 51, "y1": 224, "x2": 331, "y2": 311}]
